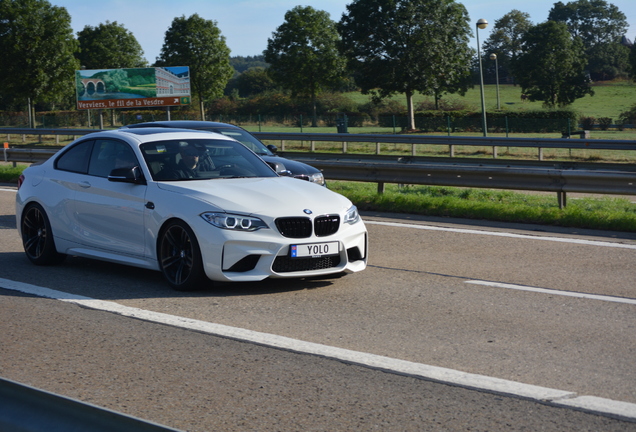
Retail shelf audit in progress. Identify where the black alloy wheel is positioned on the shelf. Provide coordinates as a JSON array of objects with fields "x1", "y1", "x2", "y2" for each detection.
[
  {"x1": 21, "y1": 203, "x2": 65, "y2": 265},
  {"x1": 158, "y1": 220, "x2": 206, "y2": 291}
]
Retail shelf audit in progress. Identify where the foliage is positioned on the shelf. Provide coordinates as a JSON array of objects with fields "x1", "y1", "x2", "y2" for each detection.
[
  {"x1": 234, "y1": 67, "x2": 275, "y2": 97},
  {"x1": 338, "y1": 0, "x2": 473, "y2": 130},
  {"x1": 512, "y1": 21, "x2": 593, "y2": 107},
  {"x1": 586, "y1": 41, "x2": 631, "y2": 81},
  {"x1": 618, "y1": 104, "x2": 636, "y2": 125},
  {"x1": 548, "y1": 0, "x2": 628, "y2": 48},
  {"x1": 481, "y1": 10, "x2": 533, "y2": 84},
  {"x1": 230, "y1": 55, "x2": 268, "y2": 74},
  {"x1": 597, "y1": 117, "x2": 612, "y2": 130},
  {"x1": 264, "y1": 6, "x2": 346, "y2": 126},
  {"x1": 156, "y1": 13, "x2": 233, "y2": 120},
  {"x1": 548, "y1": 0, "x2": 630, "y2": 80},
  {"x1": 580, "y1": 116, "x2": 596, "y2": 129},
  {"x1": 630, "y1": 44, "x2": 636, "y2": 81},
  {"x1": 77, "y1": 21, "x2": 146, "y2": 69},
  {"x1": 0, "y1": 0, "x2": 79, "y2": 110}
]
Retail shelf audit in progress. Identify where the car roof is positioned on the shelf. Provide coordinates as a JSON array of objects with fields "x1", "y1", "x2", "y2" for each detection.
[
  {"x1": 122, "y1": 121, "x2": 241, "y2": 130},
  {"x1": 84, "y1": 128, "x2": 236, "y2": 144}
]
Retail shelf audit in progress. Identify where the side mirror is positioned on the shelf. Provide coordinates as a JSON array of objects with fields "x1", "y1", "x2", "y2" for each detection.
[
  {"x1": 108, "y1": 166, "x2": 146, "y2": 185},
  {"x1": 266, "y1": 160, "x2": 287, "y2": 173},
  {"x1": 267, "y1": 144, "x2": 278, "y2": 153}
]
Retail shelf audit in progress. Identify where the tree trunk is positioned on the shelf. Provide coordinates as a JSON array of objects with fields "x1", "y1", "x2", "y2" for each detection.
[
  {"x1": 311, "y1": 91, "x2": 318, "y2": 127},
  {"x1": 406, "y1": 91, "x2": 415, "y2": 130},
  {"x1": 199, "y1": 99, "x2": 206, "y2": 121}
]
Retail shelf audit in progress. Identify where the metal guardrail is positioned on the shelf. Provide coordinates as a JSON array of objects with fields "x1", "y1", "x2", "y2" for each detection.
[
  {"x1": 253, "y1": 131, "x2": 636, "y2": 151},
  {"x1": 0, "y1": 377, "x2": 183, "y2": 432},
  {"x1": 2, "y1": 128, "x2": 635, "y2": 208}
]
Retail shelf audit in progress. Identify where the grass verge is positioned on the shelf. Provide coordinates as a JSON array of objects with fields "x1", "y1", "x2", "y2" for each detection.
[
  {"x1": 328, "y1": 181, "x2": 636, "y2": 233},
  {"x1": 0, "y1": 164, "x2": 27, "y2": 184}
]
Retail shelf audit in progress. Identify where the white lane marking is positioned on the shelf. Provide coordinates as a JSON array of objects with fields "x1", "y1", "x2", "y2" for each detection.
[
  {"x1": 2, "y1": 277, "x2": 635, "y2": 421},
  {"x1": 466, "y1": 280, "x2": 636, "y2": 305},
  {"x1": 365, "y1": 220, "x2": 636, "y2": 249},
  {"x1": 0, "y1": 188, "x2": 17, "y2": 192}
]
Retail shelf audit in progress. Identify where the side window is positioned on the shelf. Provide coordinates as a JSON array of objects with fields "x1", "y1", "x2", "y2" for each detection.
[
  {"x1": 55, "y1": 141, "x2": 93, "y2": 174},
  {"x1": 88, "y1": 140, "x2": 138, "y2": 178}
]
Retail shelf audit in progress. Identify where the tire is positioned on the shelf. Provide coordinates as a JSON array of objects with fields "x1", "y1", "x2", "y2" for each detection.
[
  {"x1": 158, "y1": 220, "x2": 207, "y2": 291},
  {"x1": 21, "y1": 203, "x2": 66, "y2": 265}
]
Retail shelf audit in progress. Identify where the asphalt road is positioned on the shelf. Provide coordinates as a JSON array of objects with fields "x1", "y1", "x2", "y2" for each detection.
[{"x1": 1, "y1": 186, "x2": 636, "y2": 431}]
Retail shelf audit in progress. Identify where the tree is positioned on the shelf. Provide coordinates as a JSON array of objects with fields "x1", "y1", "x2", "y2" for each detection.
[
  {"x1": 587, "y1": 41, "x2": 630, "y2": 80},
  {"x1": 0, "y1": 0, "x2": 79, "y2": 112},
  {"x1": 235, "y1": 67, "x2": 275, "y2": 97},
  {"x1": 512, "y1": 21, "x2": 593, "y2": 107},
  {"x1": 481, "y1": 10, "x2": 533, "y2": 84},
  {"x1": 338, "y1": 0, "x2": 473, "y2": 130},
  {"x1": 548, "y1": 0, "x2": 629, "y2": 80},
  {"x1": 77, "y1": 21, "x2": 146, "y2": 69},
  {"x1": 156, "y1": 14, "x2": 233, "y2": 120},
  {"x1": 264, "y1": 6, "x2": 346, "y2": 127},
  {"x1": 630, "y1": 43, "x2": 636, "y2": 81}
]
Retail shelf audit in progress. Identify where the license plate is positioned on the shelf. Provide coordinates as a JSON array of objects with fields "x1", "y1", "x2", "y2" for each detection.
[{"x1": 290, "y1": 241, "x2": 339, "y2": 258}]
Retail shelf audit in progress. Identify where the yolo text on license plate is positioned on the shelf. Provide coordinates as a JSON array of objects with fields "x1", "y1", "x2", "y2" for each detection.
[{"x1": 290, "y1": 241, "x2": 339, "y2": 258}]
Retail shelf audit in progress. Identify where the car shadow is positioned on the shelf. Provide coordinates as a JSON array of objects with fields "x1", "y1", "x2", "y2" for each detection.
[{"x1": 0, "y1": 252, "x2": 338, "y2": 301}]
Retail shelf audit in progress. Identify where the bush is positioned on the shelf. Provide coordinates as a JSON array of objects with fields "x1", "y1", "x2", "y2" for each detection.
[
  {"x1": 580, "y1": 116, "x2": 596, "y2": 130},
  {"x1": 598, "y1": 117, "x2": 613, "y2": 130},
  {"x1": 618, "y1": 104, "x2": 636, "y2": 126}
]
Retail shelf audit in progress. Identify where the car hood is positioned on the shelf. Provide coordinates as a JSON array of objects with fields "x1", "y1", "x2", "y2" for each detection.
[{"x1": 156, "y1": 177, "x2": 351, "y2": 216}]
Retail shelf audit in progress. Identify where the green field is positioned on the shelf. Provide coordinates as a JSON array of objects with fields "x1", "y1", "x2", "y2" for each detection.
[{"x1": 344, "y1": 80, "x2": 636, "y2": 121}]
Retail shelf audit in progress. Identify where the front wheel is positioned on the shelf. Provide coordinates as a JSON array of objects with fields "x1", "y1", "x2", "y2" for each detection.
[
  {"x1": 158, "y1": 220, "x2": 207, "y2": 291},
  {"x1": 21, "y1": 203, "x2": 66, "y2": 265}
]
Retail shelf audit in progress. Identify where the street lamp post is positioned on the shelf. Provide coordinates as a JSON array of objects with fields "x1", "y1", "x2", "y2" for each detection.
[
  {"x1": 490, "y1": 53, "x2": 500, "y2": 110},
  {"x1": 476, "y1": 18, "x2": 488, "y2": 137}
]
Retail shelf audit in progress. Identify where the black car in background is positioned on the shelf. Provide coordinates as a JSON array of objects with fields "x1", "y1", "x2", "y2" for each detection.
[{"x1": 121, "y1": 121, "x2": 325, "y2": 186}]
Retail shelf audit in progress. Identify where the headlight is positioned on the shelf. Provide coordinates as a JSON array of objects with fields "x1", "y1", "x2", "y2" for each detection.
[
  {"x1": 343, "y1": 205, "x2": 360, "y2": 225},
  {"x1": 309, "y1": 172, "x2": 325, "y2": 186},
  {"x1": 201, "y1": 212, "x2": 268, "y2": 231}
]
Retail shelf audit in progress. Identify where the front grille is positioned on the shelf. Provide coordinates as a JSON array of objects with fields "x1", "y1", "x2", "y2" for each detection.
[
  {"x1": 275, "y1": 215, "x2": 340, "y2": 238},
  {"x1": 276, "y1": 217, "x2": 312, "y2": 238},
  {"x1": 314, "y1": 215, "x2": 340, "y2": 237},
  {"x1": 272, "y1": 255, "x2": 341, "y2": 273}
]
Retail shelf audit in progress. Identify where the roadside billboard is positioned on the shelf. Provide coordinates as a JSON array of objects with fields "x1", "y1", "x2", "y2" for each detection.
[{"x1": 75, "y1": 66, "x2": 191, "y2": 110}]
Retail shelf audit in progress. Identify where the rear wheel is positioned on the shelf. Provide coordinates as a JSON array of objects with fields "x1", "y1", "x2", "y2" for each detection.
[
  {"x1": 158, "y1": 220, "x2": 207, "y2": 291},
  {"x1": 21, "y1": 203, "x2": 66, "y2": 265}
]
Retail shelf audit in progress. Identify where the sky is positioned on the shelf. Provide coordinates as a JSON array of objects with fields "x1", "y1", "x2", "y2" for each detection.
[{"x1": 51, "y1": 0, "x2": 636, "y2": 63}]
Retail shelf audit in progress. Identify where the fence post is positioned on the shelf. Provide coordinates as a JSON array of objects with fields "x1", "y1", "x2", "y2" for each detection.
[
  {"x1": 505, "y1": 116, "x2": 509, "y2": 138},
  {"x1": 447, "y1": 116, "x2": 451, "y2": 136},
  {"x1": 557, "y1": 191, "x2": 567, "y2": 209},
  {"x1": 376, "y1": 142, "x2": 381, "y2": 155},
  {"x1": 300, "y1": 115, "x2": 303, "y2": 133}
]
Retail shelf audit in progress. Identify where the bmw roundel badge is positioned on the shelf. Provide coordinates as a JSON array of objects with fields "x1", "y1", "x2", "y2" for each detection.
[{"x1": 303, "y1": 209, "x2": 313, "y2": 215}]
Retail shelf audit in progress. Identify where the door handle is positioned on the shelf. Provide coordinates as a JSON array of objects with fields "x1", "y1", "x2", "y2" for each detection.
[{"x1": 79, "y1": 181, "x2": 91, "y2": 188}]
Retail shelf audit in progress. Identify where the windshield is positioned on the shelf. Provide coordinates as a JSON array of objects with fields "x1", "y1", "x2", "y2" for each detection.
[
  {"x1": 198, "y1": 127, "x2": 273, "y2": 156},
  {"x1": 140, "y1": 138, "x2": 278, "y2": 181}
]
